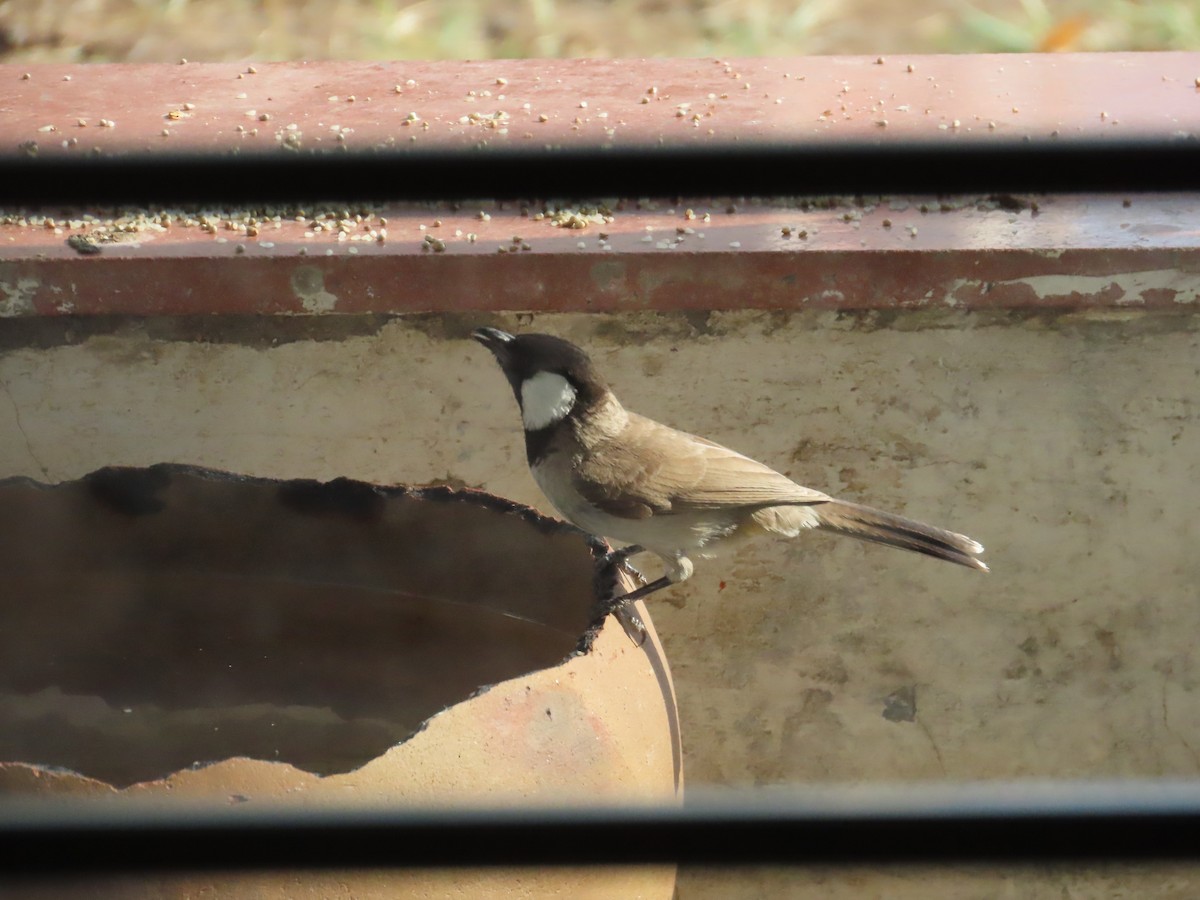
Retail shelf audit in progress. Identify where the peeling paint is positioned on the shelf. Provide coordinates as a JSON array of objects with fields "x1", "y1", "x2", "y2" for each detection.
[
  {"x1": 289, "y1": 265, "x2": 337, "y2": 312},
  {"x1": 1011, "y1": 270, "x2": 1188, "y2": 305},
  {"x1": 947, "y1": 269, "x2": 1195, "y2": 307},
  {"x1": 815, "y1": 289, "x2": 846, "y2": 305},
  {"x1": 0, "y1": 275, "x2": 38, "y2": 317}
]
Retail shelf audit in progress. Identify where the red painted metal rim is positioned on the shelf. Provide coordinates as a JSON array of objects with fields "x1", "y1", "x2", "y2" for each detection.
[{"x1": 1, "y1": 55, "x2": 1198, "y2": 316}]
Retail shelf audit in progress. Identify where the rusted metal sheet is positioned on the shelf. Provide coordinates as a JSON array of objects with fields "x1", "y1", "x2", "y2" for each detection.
[
  {"x1": 3, "y1": 55, "x2": 1199, "y2": 156},
  {"x1": 1, "y1": 55, "x2": 1198, "y2": 316},
  {"x1": 1, "y1": 193, "x2": 1198, "y2": 315}
]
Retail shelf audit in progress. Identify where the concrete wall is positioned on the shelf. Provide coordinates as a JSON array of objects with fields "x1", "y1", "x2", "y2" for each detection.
[{"x1": 2, "y1": 308, "x2": 1198, "y2": 896}]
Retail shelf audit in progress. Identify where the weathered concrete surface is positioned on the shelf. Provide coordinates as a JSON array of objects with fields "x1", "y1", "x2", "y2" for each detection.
[{"x1": 2, "y1": 309, "x2": 1199, "y2": 896}]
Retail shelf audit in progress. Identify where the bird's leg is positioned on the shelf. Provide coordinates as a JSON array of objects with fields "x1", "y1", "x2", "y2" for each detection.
[
  {"x1": 605, "y1": 543, "x2": 645, "y2": 565},
  {"x1": 606, "y1": 575, "x2": 672, "y2": 608},
  {"x1": 602, "y1": 553, "x2": 693, "y2": 616}
]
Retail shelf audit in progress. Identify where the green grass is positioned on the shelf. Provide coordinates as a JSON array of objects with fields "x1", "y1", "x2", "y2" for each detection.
[{"x1": 0, "y1": 0, "x2": 1195, "y2": 63}]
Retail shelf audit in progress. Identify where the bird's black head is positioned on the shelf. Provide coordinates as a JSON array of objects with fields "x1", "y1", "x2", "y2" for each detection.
[{"x1": 472, "y1": 328, "x2": 610, "y2": 431}]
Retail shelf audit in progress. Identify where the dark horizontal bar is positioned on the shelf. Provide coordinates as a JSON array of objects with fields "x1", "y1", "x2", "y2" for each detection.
[
  {"x1": 1, "y1": 139, "x2": 1198, "y2": 205},
  {"x1": 3, "y1": 782, "x2": 1200, "y2": 875}
]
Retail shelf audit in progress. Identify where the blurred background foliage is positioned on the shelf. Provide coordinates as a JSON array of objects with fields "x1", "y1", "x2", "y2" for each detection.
[{"x1": 0, "y1": 0, "x2": 1196, "y2": 63}]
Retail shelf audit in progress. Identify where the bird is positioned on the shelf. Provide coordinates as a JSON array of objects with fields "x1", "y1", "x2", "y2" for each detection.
[{"x1": 472, "y1": 327, "x2": 987, "y2": 616}]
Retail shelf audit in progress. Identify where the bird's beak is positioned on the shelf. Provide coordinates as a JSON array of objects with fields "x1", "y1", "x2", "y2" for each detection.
[{"x1": 471, "y1": 327, "x2": 515, "y2": 355}]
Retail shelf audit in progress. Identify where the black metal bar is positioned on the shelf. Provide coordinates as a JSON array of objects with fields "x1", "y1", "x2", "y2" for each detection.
[
  {"x1": 0, "y1": 139, "x2": 1198, "y2": 205},
  {"x1": 3, "y1": 782, "x2": 1200, "y2": 875}
]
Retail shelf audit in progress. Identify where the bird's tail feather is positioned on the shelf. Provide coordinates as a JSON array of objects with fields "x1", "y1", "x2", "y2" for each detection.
[{"x1": 815, "y1": 499, "x2": 988, "y2": 572}]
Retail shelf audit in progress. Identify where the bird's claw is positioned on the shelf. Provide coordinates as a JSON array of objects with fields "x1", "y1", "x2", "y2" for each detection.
[
  {"x1": 600, "y1": 544, "x2": 647, "y2": 587},
  {"x1": 614, "y1": 604, "x2": 648, "y2": 646}
]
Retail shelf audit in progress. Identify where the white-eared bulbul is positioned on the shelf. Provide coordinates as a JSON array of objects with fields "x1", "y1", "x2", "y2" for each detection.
[{"x1": 473, "y1": 327, "x2": 986, "y2": 614}]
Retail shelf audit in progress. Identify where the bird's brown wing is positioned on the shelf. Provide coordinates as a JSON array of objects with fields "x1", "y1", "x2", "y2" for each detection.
[{"x1": 573, "y1": 412, "x2": 829, "y2": 519}]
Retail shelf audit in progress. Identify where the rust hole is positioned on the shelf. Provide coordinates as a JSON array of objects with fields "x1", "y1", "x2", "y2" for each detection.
[{"x1": 0, "y1": 465, "x2": 602, "y2": 787}]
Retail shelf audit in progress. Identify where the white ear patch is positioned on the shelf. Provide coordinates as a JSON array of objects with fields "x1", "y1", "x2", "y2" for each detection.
[{"x1": 520, "y1": 371, "x2": 577, "y2": 430}]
